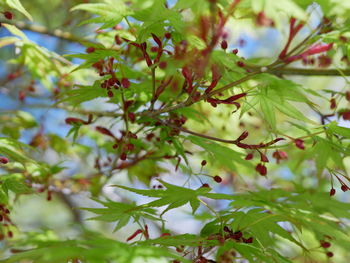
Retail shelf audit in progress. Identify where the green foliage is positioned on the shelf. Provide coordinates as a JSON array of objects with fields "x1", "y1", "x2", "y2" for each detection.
[{"x1": 1, "y1": 0, "x2": 350, "y2": 262}]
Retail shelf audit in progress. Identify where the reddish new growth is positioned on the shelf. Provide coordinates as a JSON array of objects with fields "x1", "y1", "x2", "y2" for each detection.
[
  {"x1": 65, "y1": 115, "x2": 92, "y2": 125},
  {"x1": 279, "y1": 18, "x2": 304, "y2": 59},
  {"x1": 285, "y1": 43, "x2": 333, "y2": 63},
  {"x1": 259, "y1": 152, "x2": 269, "y2": 163},
  {"x1": 256, "y1": 12, "x2": 274, "y2": 27},
  {"x1": 164, "y1": 32, "x2": 171, "y2": 39},
  {"x1": 126, "y1": 229, "x2": 143, "y2": 241}
]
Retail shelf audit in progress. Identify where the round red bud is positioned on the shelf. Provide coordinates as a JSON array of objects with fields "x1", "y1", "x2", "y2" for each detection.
[
  {"x1": 120, "y1": 152, "x2": 127, "y2": 161},
  {"x1": 321, "y1": 241, "x2": 331, "y2": 248},
  {"x1": 107, "y1": 90, "x2": 114, "y2": 97},
  {"x1": 3, "y1": 11, "x2": 13, "y2": 20},
  {"x1": 326, "y1": 252, "x2": 334, "y2": 257},
  {"x1": 221, "y1": 40, "x2": 228, "y2": 50},
  {"x1": 213, "y1": 175, "x2": 222, "y2": 183},
  {"x1": 237, "y1": 61, "x2": 245, "y2": 67},
  {"x1": 159, "y1": 61, "x2": 167, "y2": 69},
  {"x1": 294, "y1": 139, "x2": 305, "y2": 150},
  {"x1": 121, "y1": 78, "x2": 130, "y2": 89},
  {"x1": 86, "y1": 47, "x2": 95, "y2": 53},
  {"x1": 0, "y1": 157, "x2": 9, "y2": 164},
  {"x1": 256, "y1": 163, "x2": 267, "y2": 176},
  {"x1": 341, "y1": 185, "x2": 349, "y2": 192},
  {"x1": 329, "y1": 188, "x2": 336, "y2": 196},
  {"x1": 164, "y1": 32, "x2": 171, "y2": 39},
  {"x1": 201, "y1": 160, "x2": 207, "y2": 166}
]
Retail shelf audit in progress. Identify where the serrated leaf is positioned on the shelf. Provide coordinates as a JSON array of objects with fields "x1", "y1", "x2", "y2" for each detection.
[{"x1": 5, "y1": 0, "x2": 32, "y2": 20}]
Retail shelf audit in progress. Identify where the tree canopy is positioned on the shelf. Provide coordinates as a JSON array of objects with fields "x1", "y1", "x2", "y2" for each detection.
[{"x1": 1, "y1": 0, "x2": 350, "y2": 262}]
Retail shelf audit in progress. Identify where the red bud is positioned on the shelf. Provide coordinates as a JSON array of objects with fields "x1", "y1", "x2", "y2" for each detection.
[
  {"x1": 237, "y1": 131, "x2": 249, "y2": 141},
  {"x1": 213, "y1": 176, "x2": 222, "y2": 183},
  {"x1": 121, "y1": 78, "x2": 130, "y2": 89},
  {"x1": 221, "y1": 40, "x2": 228, "y2": 50},
  {"x1": 294, "y1": 139, "x2": 305, "y2": 150},
  {"x1": 3, "y1": 11, "x2": 13, "y2": 20},
  {"x1": 86, "y1": 47, "x2": 95, "y2": 53},
  {"x1": 245, "y1": 153, "x2": 253, "y2": 160},
  {"x1": 0, "y1": 157, "x2": 9, "y2": 164}
]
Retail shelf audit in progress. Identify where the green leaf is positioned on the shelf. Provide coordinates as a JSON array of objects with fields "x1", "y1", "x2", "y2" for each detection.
[
  {"x1": 187, "y1": 135, "x2": 253, "y2": 171},
  {"x1": 113, "y1": 180, "x2": 211, "y2": 215},
  {"x1": 81, "y1": 199, "x2": 160, "y2": 232},
  {"x1": 71, "y1": 0, "x2": 131, "y2": 29},
  {"x1": 259, "y1": 95, "x2": 276, "y2": 130},
  {"x1": 5, "y1": 0, "x2": 32, "y2": 20}
]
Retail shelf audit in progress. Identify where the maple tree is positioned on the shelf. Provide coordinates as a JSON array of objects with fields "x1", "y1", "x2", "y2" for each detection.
[{"x1": 1, "y1": 0, "x2": 350, "y2": 262}]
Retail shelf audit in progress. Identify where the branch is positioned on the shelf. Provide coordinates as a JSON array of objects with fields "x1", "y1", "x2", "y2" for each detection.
[
  {"x1": 155, "y1": 117, "x2": 284, "y2": 149},
  {"x1": 24, "y1": 104, "x2": 122, "y2": 118},
  {"x1": 0, "y1": 19, "x2": 95, "y2": 45},
  {"x1": 273, "y1": 67, "x2": 350, "y2": 76},
  {"x1": 56, "y1": 192, "x2": 83, "y2": 225}
]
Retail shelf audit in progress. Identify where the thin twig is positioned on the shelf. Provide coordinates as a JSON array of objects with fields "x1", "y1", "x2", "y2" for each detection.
[{"x1": 0, "y1": 19, "x2": 95, "y2": 45}]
